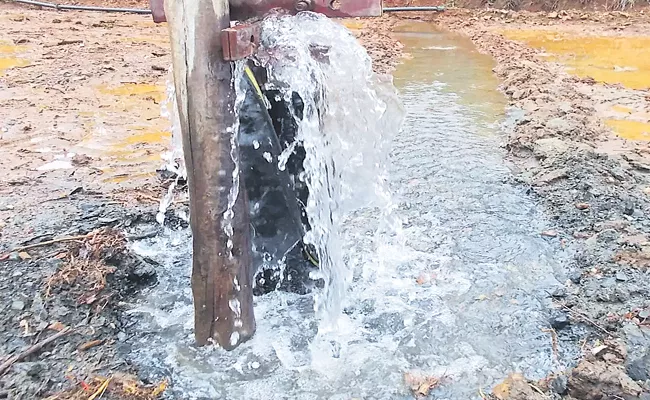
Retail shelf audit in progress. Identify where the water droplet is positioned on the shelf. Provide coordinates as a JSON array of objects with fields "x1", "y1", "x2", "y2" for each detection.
[{"x1": 230, "y1": 332, "x2": 239, "y2": 346}]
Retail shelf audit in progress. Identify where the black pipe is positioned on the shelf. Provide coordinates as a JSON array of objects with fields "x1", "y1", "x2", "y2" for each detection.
[
  {"x1": 9, "y1": 0, "x2": 152, "y2": 14},
  {"x1": 383, "y1": 6, "x2": 445, "y2": 11}
]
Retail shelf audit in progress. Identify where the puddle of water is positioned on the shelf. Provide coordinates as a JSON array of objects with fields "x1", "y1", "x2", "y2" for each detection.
[
  {"x1": 125, "y1": 19, "x2": 572, "y2": 400},
  {"x1": 339, "y1": 18, "x2": 365, "y2": 30},
  {"x1": 97, "y1": 83, "x2": 166, "y2": 104},
  {"x1": 500, "y1": 30, "x2": 650, "y2": 90},
  {"x1": 121, "y1": 128, "x2": 172, "y2": 145},
  {"x1": 0, "y1": 40, "x2": 30, "y2": 73},
  {"x1": 71, "y1": 84, "x2": 170, "y2": 183},
  {"x1": 611, "y1": 104, "x2": 634, "y2": 114},
  {"x1": 0, "y1": 57, "x2": 30, "y2": 71},
  {"x1": 605, "y1": 119, "x2": 650, "y2": 141}
]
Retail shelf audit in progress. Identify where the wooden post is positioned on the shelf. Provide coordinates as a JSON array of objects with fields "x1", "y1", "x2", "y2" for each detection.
[{"x1": 164, "y1": 0, "x2": 256, "y2": 349}]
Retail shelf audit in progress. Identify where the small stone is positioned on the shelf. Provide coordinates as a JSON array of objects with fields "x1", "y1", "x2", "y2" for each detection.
[
  {"x1": 550, "y1": 375, "x2": 568, "y2": 394},
  {"x1": 541, "y1": 230, "x2": 558, "y2": 237},
  {"x1": 591, "y1": 345, "x2": 609, "y2": 357},
  {"x1": 626, "y1": 352, "x2": 650, "y2": 381},
  {"x1": 569, "y1": 270, "x2": 582, "y2": 284},
  {"x1": 8, "y1": 252, "x2": 20, "y2": 261},
  {"x1": 551, "y1": 287, "x2": 567, "y2": 298},
  {"x1": 11, "y1": 300, "x2": 25, "y2": 310},
  {"x1": 638, "y1": 309, "x2": 650, "y2": 319},
  {"x1": 550, "y1": 313, "x2": 569, "y2": 330},
  {"x1": 117, "y1": 331, "x2": 127, "y2": 342},
  {"x1": 27, "y1": 362, "x2": 44, "y2": 377},
  {"x1": 600, "y1": 278, "x2": 616, "y2": 288},
  {"x1": 615, "y1": 272, "x2": 628, "y2": 282},
  {"x1": 575, "y1": 203, "x2": 590, "y2": 210},
  {"x1": 623, "y1": 200, "x2": 635, "y2": 216}
]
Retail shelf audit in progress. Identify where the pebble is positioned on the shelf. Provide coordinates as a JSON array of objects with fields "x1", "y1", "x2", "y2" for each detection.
[
  {"x1": 11, "y1": 300, "x2": 25, "y2": 310},
  {"x1": 117, "y1": 332, "x2": 127, "y2": 342},
  {"x1": 541, "y1": 230, "x2": 558, "y2": 237},
  {"x1": 638, "y1": 309, "x2": 650, "y2": 320},
  {"x1": 615, "y1": 271, "x2": 628, "y2": 282},
  {"x1": 550, "y1": 312, "x2": 569, "y2": 330},
  {"x1": 569, "y1": 270, "x2": 582, "y2": 284},
  {"x1": 626, "y1": 351, "x2": 650, "y2": 381},
  {"x1": 575, "y1": 202, "x2": 590, "y2": 210},
  {"x1": 550, "y1": 375, "x2": 568, "y2": 394},
  {"x1": 600, "y1": 278, "x2": 616, "y2": 288},
  {"x1": 8, "y1": 252, "x2": 20, "y2": 261}
]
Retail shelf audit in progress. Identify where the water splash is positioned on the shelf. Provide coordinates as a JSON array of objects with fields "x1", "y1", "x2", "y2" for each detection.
[
  {"x1": 160, "y1": 68, "x2": 185, "y2": 179},
  {"x1": 222, "y1": 61, "x2": 248, "y2": 259},
  {"x1": 257, "y1": 12, "x2": 404, "y2": 327}
]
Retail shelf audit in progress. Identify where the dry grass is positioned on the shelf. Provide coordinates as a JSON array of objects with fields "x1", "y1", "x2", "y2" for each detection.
[
  {"x1": 503, "y1": 0, "x2": 522, "y2": 10},
  {"x1": 610, "y1": 0, "x2": 635, "y2": 9},
  {"x1": 542, "y1": 0, "x2": 561, "y2": 10},
  {"x1": 45, "y1": 373, "x2": 167, "y2": 400},
  {"x1": 44, "y1": 228, "x2": 126, "y2": 305}
]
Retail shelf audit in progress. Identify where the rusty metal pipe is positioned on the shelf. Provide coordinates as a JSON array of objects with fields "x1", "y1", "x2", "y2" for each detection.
[{"x1": 9, "y1": 0, "x2": 152, "y2": 13}]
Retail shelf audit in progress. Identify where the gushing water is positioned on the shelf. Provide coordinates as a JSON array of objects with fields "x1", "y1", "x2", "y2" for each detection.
[
  {"x1": 256, "y1": 12, "x2": 404, "y2": 326},
  {"x1": 124, "y1": 16, "x2": 575, "y2": 400}
]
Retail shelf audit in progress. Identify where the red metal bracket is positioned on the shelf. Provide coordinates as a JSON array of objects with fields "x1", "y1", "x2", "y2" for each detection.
[{"x1": 221, "y1": 23, "x2": 262, "y2": 61}]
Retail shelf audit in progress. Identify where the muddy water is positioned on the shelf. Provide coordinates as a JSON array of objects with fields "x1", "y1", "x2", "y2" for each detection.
[
  {"x1": 0, "y1": 40, "x2": 29, "y2": 74},
  {"x1": 73, "y1": 83, "x2": 169, "y2": 183},
  {"x1": 501, "y1": 30, "x2": 650, "y2": 90},
  {"x1": 126, "y1": 24, "x2": 573, "y2": 399},
  {"x1": 500, "y1": 29, "x2": 650, "y2": 141}
]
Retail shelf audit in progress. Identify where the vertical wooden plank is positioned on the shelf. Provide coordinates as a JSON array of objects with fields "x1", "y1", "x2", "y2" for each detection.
[{"x1": 164, "y1": 0, "x2": 256, "y2": 349}]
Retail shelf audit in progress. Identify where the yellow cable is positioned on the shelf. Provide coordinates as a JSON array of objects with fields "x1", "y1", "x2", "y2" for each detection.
[{"x1": 244, "y1": 66, "x2": 264, "y2": 100}]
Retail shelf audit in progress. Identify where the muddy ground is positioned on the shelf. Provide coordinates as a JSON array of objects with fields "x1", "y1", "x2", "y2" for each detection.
[{"x1": 1, "y1": 0, "x2": 650, "y2": 399}]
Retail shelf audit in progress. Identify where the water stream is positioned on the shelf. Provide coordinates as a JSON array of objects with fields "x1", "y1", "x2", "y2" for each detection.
[{"x1": 124, "y1": 17, "x2": 575, "y2": 399}]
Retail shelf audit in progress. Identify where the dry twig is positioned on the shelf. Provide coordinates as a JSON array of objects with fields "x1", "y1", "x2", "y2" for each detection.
[
  {"x1": 0, "y1": 327, "x2": 72, "y2": 375},
  {"x1": 561, "y1": 304, "x2": 618, "y2": 337},
  {"x1": 2, "y1": 234, "x2": 92, "y2": 257},
  {"x1": 542, "y1": 327, "x2": 559, "y2": 361}
]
